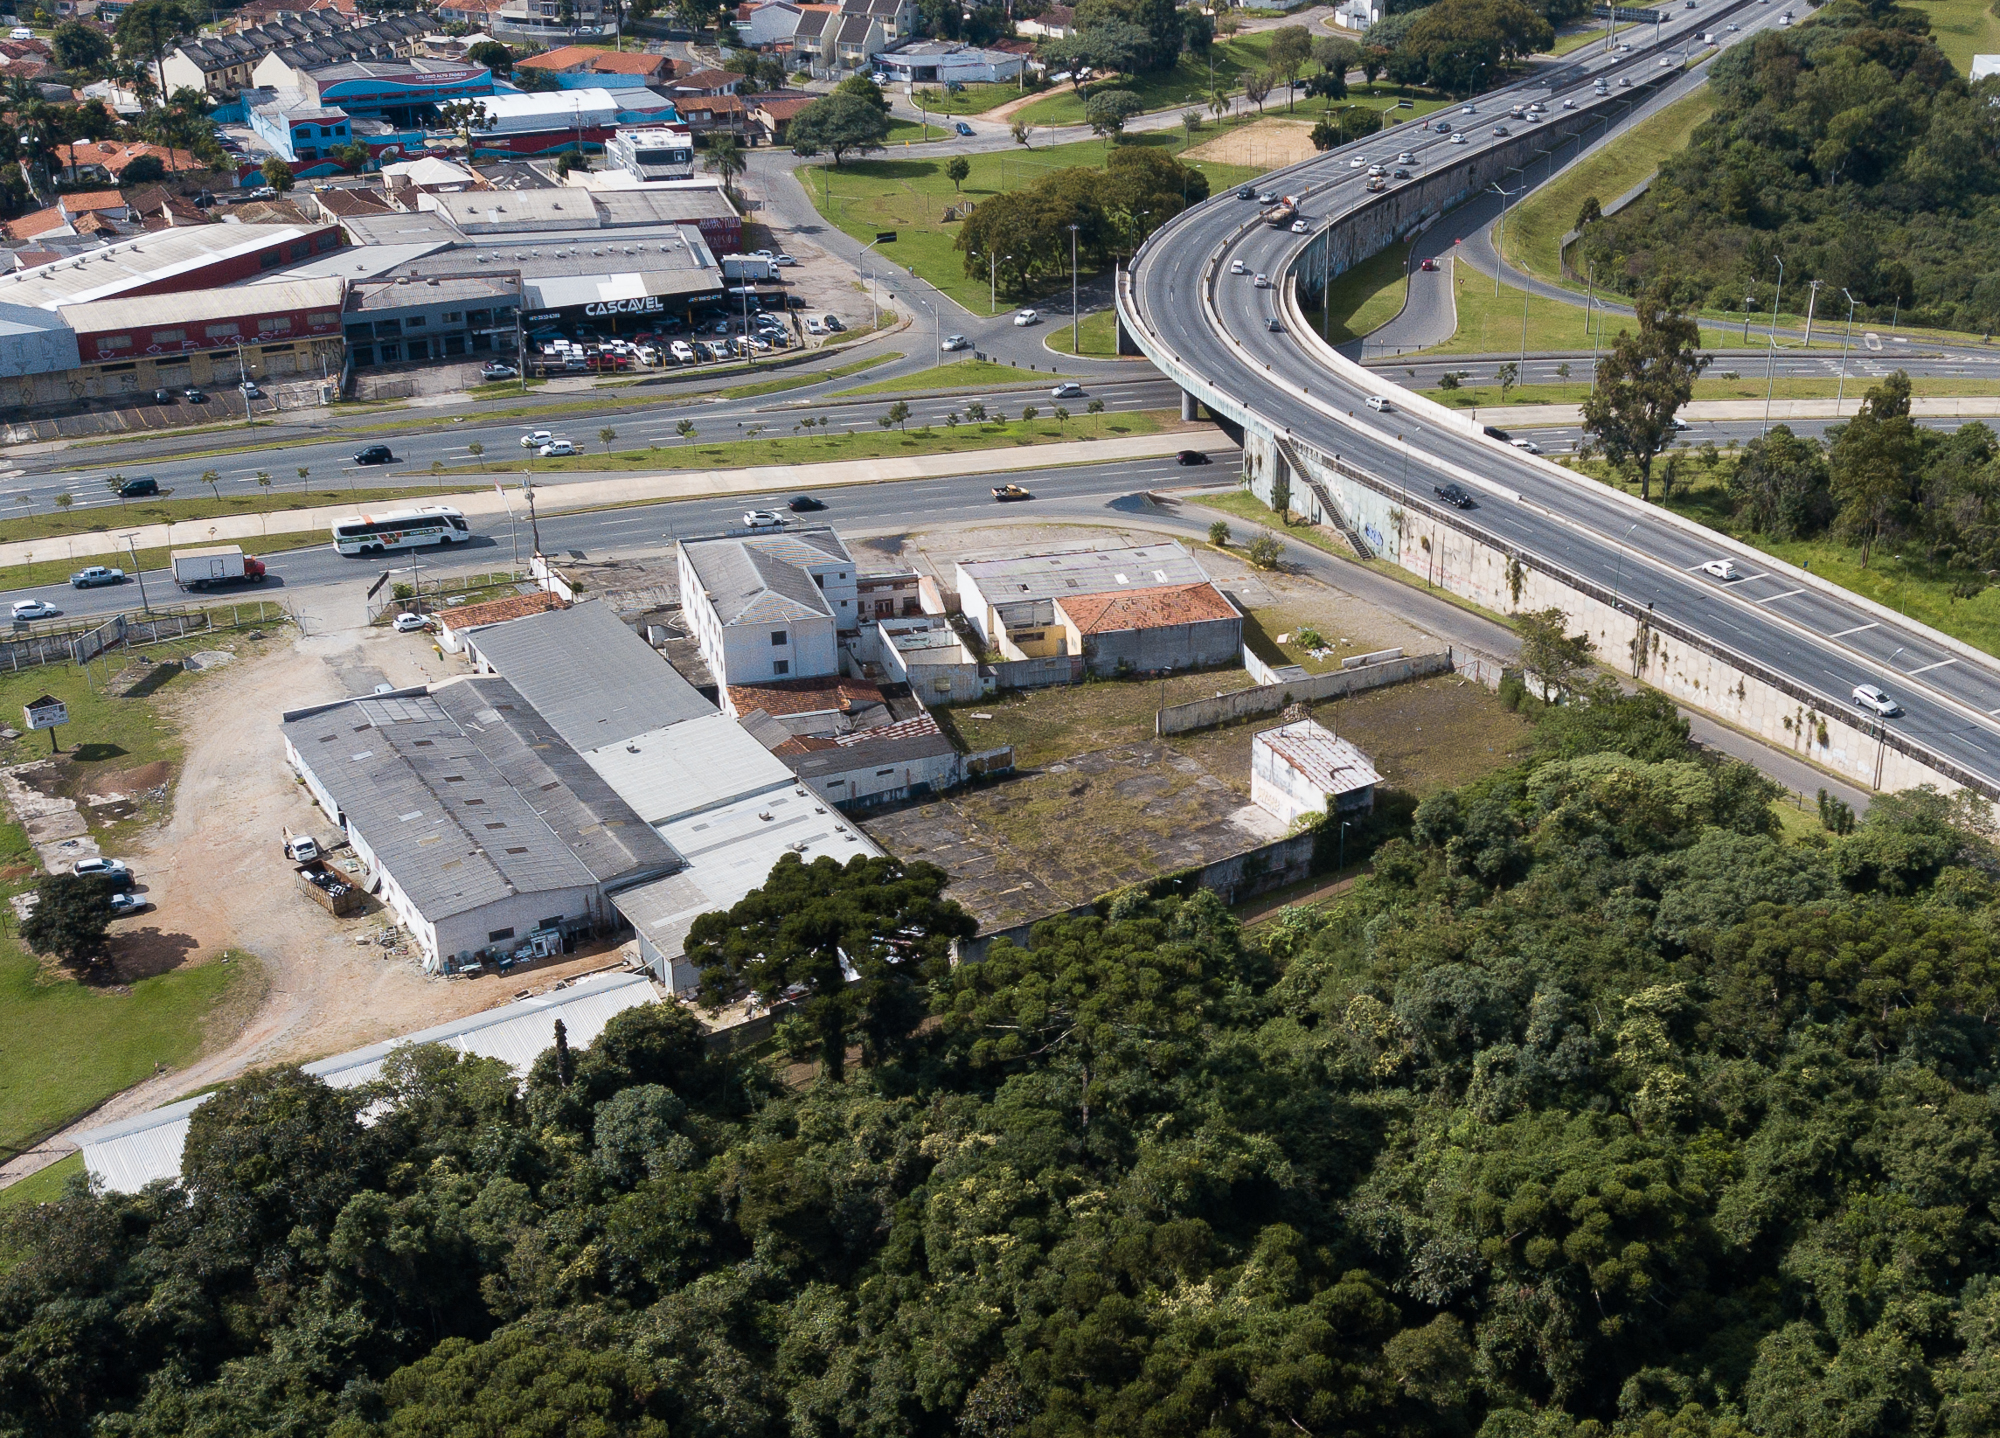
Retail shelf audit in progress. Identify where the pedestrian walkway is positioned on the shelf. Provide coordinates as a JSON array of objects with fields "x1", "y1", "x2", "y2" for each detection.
[
  {"x1": 0, "y1": 430, "x2": 1214, "y2": 569},
  {"x1": 1463, "y1": 396, "x2": 2000, "y2": 429}
]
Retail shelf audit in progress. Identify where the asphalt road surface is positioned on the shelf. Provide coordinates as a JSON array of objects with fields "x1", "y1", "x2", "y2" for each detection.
[{"x1": 1129, "y1": 0, "x2": 2000, "y2": 793}]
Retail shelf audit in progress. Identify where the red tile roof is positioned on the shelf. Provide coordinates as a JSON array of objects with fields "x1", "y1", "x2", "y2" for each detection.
[
  {"x1": 60, "y1": 140, "x2": 203, "y2": 176},
  {"x1": 4, "y1": 206, "x2": 68, "y2": 240},
  {"x1": 59, "y1": 189, "x2": 126, "y2": 212},
  {"x1": 729, "y1": 674, "x2": 885, "y2": 716},
  {"x1": 1056, "y1": 581, "x2": 1239, "y2": 635},
  {"x1": 439, "y1": 589, "x2": 566, "y2": 631},
  {"x1": 515, "y1": 43, "x2": 669, "y2": 74},
  {"x1": 671, "y1": 67, "x2": 740, "y2": 91}
]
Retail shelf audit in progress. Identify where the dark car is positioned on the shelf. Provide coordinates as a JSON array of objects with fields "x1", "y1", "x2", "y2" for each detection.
[
  {"x1": 1237, "y1": 185, "x2": 1257, "y2": 200},
  {"x1": 151, "y1": 388, "x2": 173, "y2": 405},
  {"x1": 1434, "y1": 482, "x2": 1474, "y2": 509},
  {"x1": 788, "y1": 494, "x2": 826, "y2": 512},
  {"x1": 1481, "y1": 425, "x2": 1511, "y2": 441},
  {"x1": 183, "y1": 388, "x2": 207, "y2": 403},
  {"x1": 354, "y1": 445, "x2": 396, "y2": 465},
  {"x1": 954, "y1": 120, "x2": 974, "y2": 135},
  {"x1": 118, "y1": 476, "x2": 159, "y2": 498},
  {"x1": 1176, "y1": 450, "x2": 1211, "y2": 466}
]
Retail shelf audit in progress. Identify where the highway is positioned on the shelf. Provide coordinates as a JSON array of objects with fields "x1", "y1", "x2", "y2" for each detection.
[{"x1": 1126, "y1": 0, "x2": 2000, "y2": 793}]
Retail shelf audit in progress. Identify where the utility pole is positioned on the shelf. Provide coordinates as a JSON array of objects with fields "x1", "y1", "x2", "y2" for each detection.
[
  {"x1": 1803, "y1": 278, "x2": 1823, "y2": 346},
  {"x1": 1068, "y1": 222, "x2": 1080, "y2": 353},
  {"x1": 1836, "y1": 287, "x2": 1858, "y2": 412},
  {"x1": 124, "y1": 534, "x2": 151, "y2": 616},
  {"x1": 523, "y1": 472, "x2": 543, "y2": 558},
  {"x1": 1762, "y1": 255, "x2": 1784, "y2": 436}
]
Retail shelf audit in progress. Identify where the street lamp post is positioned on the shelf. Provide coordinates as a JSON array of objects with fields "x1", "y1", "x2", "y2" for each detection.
[
  {"x1": 1803, "y1": 277, "x2": 1823, "y2": 346},
  {"x1": 124, "y1": 534, "x2": 151, "y2": 616},
  {"x1": 920, "y1": 296, "x2": 939, "y2": 367},
  {"x1": 1836, "y1": 287, "x2": 1858, "y2": 412},
  {"x1": 1762, "y1": 256, "x2": 1785, "y2": 436},
  {"x1": 1612, "y1": 520, "x2": 1639, "y2": 607},
  {"x1": 1068, "y1": 223, "x2": 1080, "y2": 354}
]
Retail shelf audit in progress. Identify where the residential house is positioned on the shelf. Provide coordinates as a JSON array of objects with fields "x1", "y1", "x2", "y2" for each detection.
[
  {"x1": 159, "y1": 10, "x2": 377, "y2": 96},
  {"x1": 751, "y1": 91, "x2": 817, "y2": 141},
  {"x1": 666, "y1": 66, "x2": 743, "y2": 97},
  {"x1": 4, "y1": 190, "x2": 134, "y2": 244},
  {"x1": 435, "y1": 0, "x2": 511, "y2": 26},
  {"x1": 678, "y1": 526, "x2": 859, "y2": 694},
  {"x1": 1015, "y1": 3, "x2": 1072, "y2": 37},
  {"x1": 493, "y1": 0, "x2": 616, "y2": 42},
  {"x1": 676, "y1": 91, "x2": 753, "y2": 141},
  {"x1": 512, "y1": 43, "x2": 674, "y2": 88},
  {"x1": 832, "y1": 11, "x2": 885, "y2": 69},
  {"x1": 871, "y1": 40, "x2": 1024, "y2": 84},
  {"x1": 731, "y1": 674, "x2": 963, "y2": 809},
  {"x1": 735, "y1": 0, "x2": 813, "y2": 48},
  {"x1": 846, "y1": 0, "x2": 914, "y2": 42},
  {"x1": 123, "y1": 184, "x2": 215, "y2": 229},
  {"x1": 55, "y1": 139, "x2": 205, "y2": 184}
]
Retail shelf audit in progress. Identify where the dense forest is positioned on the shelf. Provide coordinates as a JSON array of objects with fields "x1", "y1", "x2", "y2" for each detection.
[
  {"x1": 1571, "y1": 0, "x2": 2000, "y2": 333},
  {"x1": 7, "y1": 689, "x2": 2000, "y2": 1436}
]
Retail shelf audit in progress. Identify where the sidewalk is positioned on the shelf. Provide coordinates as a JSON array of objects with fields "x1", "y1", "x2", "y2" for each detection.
[
  {"x1": 1465, "y1": 396, "x2": 2000, "y2": 429},
  {"x1": 0, "y1": 430, "x2": 1215, "y2": 569}
]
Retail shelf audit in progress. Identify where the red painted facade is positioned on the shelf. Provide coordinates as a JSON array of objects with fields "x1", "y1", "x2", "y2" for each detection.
[
  {"x1": 72, "y1": 297, "x2": 345, "y2": 363},
  {"x1": 111, "y1": 224, "x2": 343, "y2": 298}
]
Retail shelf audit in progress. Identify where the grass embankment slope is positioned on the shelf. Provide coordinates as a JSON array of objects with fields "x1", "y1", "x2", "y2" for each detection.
[
  {"x1": 0, "y1": 657, "x2": 262, "y2": 1162},
  {"x1": 1422, "y1": 374, "x2": 2000, "y2": 408},
  {"x1": 1298, "y1": 243, "x2": 1415, "y2": 345},
  {"x1": 1012, "y1": 31, "x2": 1285, "y2": 126},
  {"x1": 1908, "y1": 0, "x2": 2000, "y2": 73},
  {"x1": 805, "y1": 131, "x2": 1261, "y2": 318},
  {"x1": 1043, "y1": 309, "x2": 1123, "y2": 357}
]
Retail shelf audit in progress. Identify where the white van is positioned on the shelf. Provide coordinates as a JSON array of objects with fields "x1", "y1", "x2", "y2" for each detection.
[{"x1": 1366, "y1": 395, "x2": 1391, "y2": 412}]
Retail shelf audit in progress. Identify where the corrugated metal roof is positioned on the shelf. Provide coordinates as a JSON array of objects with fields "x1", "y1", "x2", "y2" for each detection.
[
  {"x1": 581, "y1": 711, "x2": 796, "y2": 826},
  {"x1": 75, "y1": 973, "x2": 660, "y2": 1193},
  {"x1": 681, "y1": 527, "x2": 852, "y2": 627},
  {"x1": 467, "y1": 600, "x2": 713, "y2": 752},
  {"x1": 1256, "y1": 718, "x2": 1382, "y2": 796},
  {"x1": 282, "y1": 686, "x2": 615, "y2": 922},
  {"x1": 959, "y1": 543, "x2": 1210, "y2": 604},
  {"x1": 60, "y1": 276, "x2": 345, "y2": 331},
  {"x1": 0, "y1": 224, "x2": 331, "y2": 310}
]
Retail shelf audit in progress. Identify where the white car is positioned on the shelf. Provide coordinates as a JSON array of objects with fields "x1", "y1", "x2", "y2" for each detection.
[
  {"x1": 481, "y1": 362, "x2": 518, "y2": 380},
  {"x1": 804, "y1": 317, "x2": 828, "y2": 335},
  {"x1": 1618, "y1": 76, "x2": 1633, "y2": 86},
  {"x1": 751, "y1": 248, "x2": 775, "y2": 260},
  {"x1": 1659, "y1": 55, "x2": 1677, "y2": 65},
  {"x1": 1451, "y1": 133, "x2": 1468, "y2": 145},
  {"x1": 941, "y1": 334, "x2": 970, "y2": 351},
  {"x1": 1852, "y1": 683, "x2": 1903, "y2": 717},
  {"x1": 538, "y1": 439, "x2": 576, "y2": 457},
  {"x1": 1562, "y1": 98, "x2": 1577, "y2": 109},
  {"x1": 1397, "y1": 151, "x2": 1415, "y2": 163},
  {"x1": 392, "y1": 611, "x2": 430, "y2": 633},
  {"x1": 1230, "y1": 258, "x2": 1246, "y2": 274},
  {"x1": 1051, "y1": 381, "x2": 1085, "y2": 398},
  {"x1": 1510, "y1": 437, "x2": 1543, "y2": 455},
  {"x1": 1348, "y1": 156, "x2": 1366, "y2": 168},
  {"x1": 10, "y1": 599, "x2": 56, "y2": 620},
  {"x1": 1253, "y1": 273, "x2": 1270, "y2": 288},
  {"x1": 1366, "y1": 395, "x2": 1391, "y2": 412},
  {"x1": 1461, "y1": 103, "x2": 1476, "y2": 113},
  {"x1": 773, "y1": 254, "x2": 798, "y2": 266},
  {"x1": 742, "y1": 510, "x2": 785, "y2": 528},
  {"x1": 670, "y1": 340, "x2": 696, "y2": 363},
  {"x1": 1014, "y1": 309, "x2": 1040, "y2": 326},
  {"x1": 1290, "y1": 218, "x2": 1309, "y2": 234},
  {"x1": 520, "y1": 429, "x2": 553, "y2": 449},
  {"x1": 1701, "y1": 559, "x2": 1739, "y2": 581},
  {"x1": 73, "y1": 856, "x2": 129, "y2": 880}
]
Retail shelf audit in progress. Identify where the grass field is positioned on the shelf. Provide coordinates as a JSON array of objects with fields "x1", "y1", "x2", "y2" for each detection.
[
  {"x1": 0, "y1": 1153, "x2": 82, "y2": 1209},
  {"x1": 829, "y1": 358, "x2": 1054, "y2": 396},
  {"x1": 1421, "y1": 374, "x2": 2000, "y2": 409},
  {"x1": 450, "y1": 409, "x2": 1164, "y2": 475},
  {"x1": 885, "y1": 117, "x2": 951, "y2": 144},
  {"x1": 910, "y1": 82, "x2": 1030, "y2": 115},
  {"x1": 1909, "y1": 0, "x2": 2000, "y2": 72},
  {"x1": 1012, "y1": 31, "x2": 1283, "y2": 127},
  {"x1": 1044, "y1": 309, "x2": 1123, "y2": 357},
  {"x1": 1550, "y1": 19, "x2": 1637, "y2": 55},
  {"x1": 720, "y1": 353, "x2": 895, "y2": 398},
  {"x1": 1500, "y1": 90, "x2": 1715, "y2": 289},
  {"x1": 1298, "y1": 242, "x2": 1413, "y2": 344},
  {"x1": 806, "y1": 131, "x2": 1262, "y2": 315},
  {"x1": 1415, "y1": 266, "x2": 1740, "y2": 357}
]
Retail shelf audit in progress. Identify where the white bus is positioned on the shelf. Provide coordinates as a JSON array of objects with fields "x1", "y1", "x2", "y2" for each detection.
[{"x1": 330, "y1": 506, "x2": 470, "y2": 556}]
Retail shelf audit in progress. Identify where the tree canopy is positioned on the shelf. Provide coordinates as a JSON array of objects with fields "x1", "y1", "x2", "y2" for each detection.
[
  {"x1": 788, "y1": 91, "x2": 891, "y2": 165},
  {"x1": 1580, "y1": 279, "x2": 1710, "y2": 499}
]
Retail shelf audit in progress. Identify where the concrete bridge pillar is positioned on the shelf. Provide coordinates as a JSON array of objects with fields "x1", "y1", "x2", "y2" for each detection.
[{"x1": 1181, "y1": 389, "x2": 1201, "y2": 422}]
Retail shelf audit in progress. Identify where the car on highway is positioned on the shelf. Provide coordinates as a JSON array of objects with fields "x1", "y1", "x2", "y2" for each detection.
[
  {"x1": 954, "y1": 121, "x2": 974, "y2": 136},
  {"x1": 788, "y1": 495, "x2": 827, "y2": 512},
  {"x1": 942, "y1": 334, "x2": 970, "y2": 351},
  {"x1": 743, "y1": 510, "x2": 785, "y2": 528},
  {"x1": 1257, "y1": 190, "x2": 1278, "y2": 203},
  {"x1": 1451, "y1": 132, "x2": 1467, "y2": 144},
  {"x1": 1014, "y1": 309, "x2": 1040, "y2": 326},
  {"x1": 1659, "y1": 54, "x2": 1677, "y2": 65},
  {"x1": 1393, "y1": 168, "x2": 1410, "y2": 179},
  {"x1": 1562, "y1": 98, "x2": 1577, "y2": 108},
  {"x1": 1230, "y1": 258, "x2": 1247, "y2": 274},
  {"x1": 70, "y1": 566, "x2": 125, "y2": 589},
  {"x1": 73, "y1": 856, "x2": 130, "y2": 885},
  {"x1": 1435, "y1": 120, "x2": 1451, "y2": 132},
  {"x1": 354, "y1": 444, "x2": 396, "y2": 465},
  {"x1": 520, "y1": 430, "x2": 553, "y2": 448},
  {"x1": 1853, "y1": 683, "x2": 1903, "y2": 717},
  {"x1": 992, "y1": 483, "x2": 1032, "y2": 502},
  {"x1": 1509, "y1": 437, "x2": 1543, "y2": 454},
  {"x1": 1238, "y1": 185, "x2": 1257, "y2": 199},
  {"x1": 1492, "y1": 124, "x2": 1510, "y2": 136},
  {"x1": 1617, "y1": 40, "x2": 1633, "y2": 50},
  {"x1": 1461, "y1": 103, "x2": 1475, "y2": 113},
  {"x1": 1701, "y1": 559, "x2": 1739, "y2": 581},
  {"x1": 1290, "y1": 217, "x2": 1309, "y2": 233},
  {"x1": 1397, "y1": 151, "x2": 1415, "y2": 163},
  {"x1": 1266, "y1": 317, "x2": 1283, "y2": 332},
  {"x1": 1366, "y1": 395, "x2": 1391, "y2": 412},
  {"x1": 1618, "y1": 75, "x2": 1633, "y2": 85},
  {"x1": 1419, "y1": 257, "x2": 1439, "y2": 271},
  {"x1": 392, "y1": 611, "x2": 430, "y2": 633},
  {"x1": 118, "y1": 477, "x2": 158, "y2": 497},
  {"x1": 1348, "y1": 156, "x2": 1366, "y2": 168},
  {"x1": 1176, "y1": 450, "x2": 1210, "y2": 466},
  {"x1": 1051, "y1": 382, "x2": 1085, "y2": 398},
  {"x1": 11, "y1": 599, "x2": 56, "y2": 621},
  {"x1": 1434, "y1": 482, "x2": 1474, "y2": 508},
  {"x1": 1253, "y1": 272, "x2": 1270, "y2": 288},
  {"x1": 538, "y1": 439, "x2": 577, "y2": 457},
  {"x1": 480, "y1": 362, "x2": 518, "y2": 380}
]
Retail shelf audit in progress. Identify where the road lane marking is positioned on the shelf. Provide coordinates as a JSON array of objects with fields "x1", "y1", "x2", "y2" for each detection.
[
  {"x1": 1907, "y1": 658, "x2": 1958, "y2": 676},
  {"x1": 1829, "y1": 622, "x2": 1879, "y2": 638},
  {"x1": 1758, "y1": 587, "x2": 1804, "y2": 603}
]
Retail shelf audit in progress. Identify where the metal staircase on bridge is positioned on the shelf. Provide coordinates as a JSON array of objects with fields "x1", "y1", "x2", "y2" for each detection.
[{"x1": 1273, "y1": 434, "x2": 1374, "y2": 560}]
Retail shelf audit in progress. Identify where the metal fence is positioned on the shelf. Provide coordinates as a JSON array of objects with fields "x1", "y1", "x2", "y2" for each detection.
[
  {"x1": 365, "y1": 571, "x2": 524, "y2": 625},
  {"x1": 0, "y1": 600, "x2": 288, "y2": 677}
]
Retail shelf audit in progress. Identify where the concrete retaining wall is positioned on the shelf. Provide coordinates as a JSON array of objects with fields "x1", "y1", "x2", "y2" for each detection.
[{"x1": 1157, "y1": 651, "x2": 1452, "y2": 734}]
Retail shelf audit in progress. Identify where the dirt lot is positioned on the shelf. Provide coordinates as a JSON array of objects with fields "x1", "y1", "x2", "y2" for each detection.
[{"x1": 1183, "y1": 117, "x2": 1322, "y2": 169}]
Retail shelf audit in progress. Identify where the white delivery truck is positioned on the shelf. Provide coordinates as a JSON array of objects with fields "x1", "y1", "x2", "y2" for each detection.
[
  {"x1": 171, "y1": 544, "x2": 267, "y2": 590},
  {"x1": 721, "y1": 254, "x2": 776, "y2": 282}
]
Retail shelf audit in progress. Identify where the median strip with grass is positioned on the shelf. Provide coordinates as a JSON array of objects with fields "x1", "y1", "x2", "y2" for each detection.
[
  {"x1": 1420, "y1": 375, "x2": 2000, "y2": 410},
  {"x1": 1297, "y1": 242, "x2": 1414, "y2": 345},
  {"x1": 1410, "y1": 267, "x2": 1742, "y2": 358},
  {"x1": 828, "y1": 358, "x2": 1061, "y2": 397},
  {"x1": 1044, "y1": 309, "x2": 1124, "y2": 358},
  {"x1": 721, "y1": 353, "x2": 897, "y2": 399},
  {"x1": 447, "y1": 411, "x2": 1164, "y2": 475}
]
